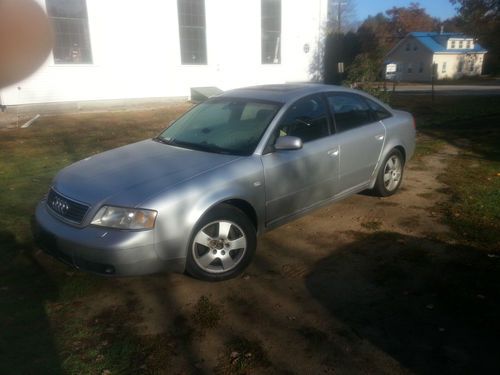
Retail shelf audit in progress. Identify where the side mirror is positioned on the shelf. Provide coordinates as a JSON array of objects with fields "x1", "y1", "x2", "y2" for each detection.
[{"x1": 274, "y1": 136, "x2": 303, "y2": 151}]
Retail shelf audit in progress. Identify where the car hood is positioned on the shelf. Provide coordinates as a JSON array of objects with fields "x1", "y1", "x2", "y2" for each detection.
[{"x1": 53, "y1": 139, "x2": 241, "y2": 207}]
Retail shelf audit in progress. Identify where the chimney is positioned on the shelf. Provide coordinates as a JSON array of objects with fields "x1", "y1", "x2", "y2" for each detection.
[{"x1": 440, "y1": 25, "x2": 444, "y2": 34}]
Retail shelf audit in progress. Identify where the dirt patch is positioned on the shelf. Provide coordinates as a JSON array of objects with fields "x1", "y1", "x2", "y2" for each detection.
[{"x1": 52, "y1": 146, "x2": 488, "y2": 374}]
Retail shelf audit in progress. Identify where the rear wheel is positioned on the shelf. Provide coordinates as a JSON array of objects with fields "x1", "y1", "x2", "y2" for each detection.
[
  {"x1": 186, "y1": 204, "x2": 256, "y2": 281},
  {"x1": 373, "y1": 149, "x2": 405, "y2": 196}
]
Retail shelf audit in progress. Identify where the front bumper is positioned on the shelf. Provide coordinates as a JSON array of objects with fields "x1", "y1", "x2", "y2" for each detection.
[{"x1": 34, "y1": 200, "x2": 184, "y2": 276}]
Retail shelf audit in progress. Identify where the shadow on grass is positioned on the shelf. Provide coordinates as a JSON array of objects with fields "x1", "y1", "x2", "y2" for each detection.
[
  {"x1": 420, "y1": 113, "x2": 500, "y2": 162},
  {"x1": 306, "y1": 232, "x2": 500, "y2": 374},
  {"x1": 0, "y1": 230, "x2": 62, "y2": 374},
  {"x1": 392, "y1": 94, "x2": 500, "y2": 162}
]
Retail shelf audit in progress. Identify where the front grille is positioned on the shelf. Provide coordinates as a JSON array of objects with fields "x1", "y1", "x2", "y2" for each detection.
[{"x1": 47, "y1": 189, "x2": 90, "y2": 224}]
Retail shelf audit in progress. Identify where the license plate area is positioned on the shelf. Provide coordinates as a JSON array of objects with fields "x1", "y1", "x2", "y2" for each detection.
[{"x1": 35, "y1": 227, "x2": 73, "y2": 266}]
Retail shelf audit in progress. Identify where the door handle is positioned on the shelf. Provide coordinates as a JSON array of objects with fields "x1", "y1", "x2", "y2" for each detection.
[
  {"x1": 327, "y1": 149, "x2": 339, "y2": 156},
  {"x1": 375, "y1": 134, "x2": 385, "y2": 141}
]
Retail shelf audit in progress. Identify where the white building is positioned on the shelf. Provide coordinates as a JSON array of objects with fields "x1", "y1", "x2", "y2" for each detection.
[
  {"x1": 0, "y1": 0, "x2": 327, "y2": 106},
  {"x1": 386, "y1": 32, "x2": 487, "y2": 82}
]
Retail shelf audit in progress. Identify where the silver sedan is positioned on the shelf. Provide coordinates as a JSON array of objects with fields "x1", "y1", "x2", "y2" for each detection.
[{"x1": 35, "y1": 84, "x2": 415, "y2": 281}]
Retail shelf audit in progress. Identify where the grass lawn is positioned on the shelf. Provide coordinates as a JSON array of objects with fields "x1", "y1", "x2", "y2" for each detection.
[
  {"x1": 0, "y1": 94, "x2": 499, "y2": 373},
  {"x1": 0, "y1": 104, "x2": 191, "y2": 374},
  {"x1": 391, "y1": 94, "x2": 500, "y2": 249}
]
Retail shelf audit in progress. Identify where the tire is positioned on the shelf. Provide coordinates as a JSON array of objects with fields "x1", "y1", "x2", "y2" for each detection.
[
  {"x1": 373, "y1": 149, "x2": 405, "y2": 197},
  {"x1": 186, "y1": 204, "x2": 256, "y2": 281}
]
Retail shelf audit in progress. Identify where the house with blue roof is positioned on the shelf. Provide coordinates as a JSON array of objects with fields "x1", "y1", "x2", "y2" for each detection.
[{"x1": 385, "y1": 32, "x2": 487, "y2": 81}]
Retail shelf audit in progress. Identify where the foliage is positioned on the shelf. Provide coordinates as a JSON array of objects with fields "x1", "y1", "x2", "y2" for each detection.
[
  {"x1": 385, "y1": 2, "x2": 440, "y2": 37},
  {"x1": 345, "y1": 53, "x2": 381, "y2": 83},
  {"x1": 324, "y1": 32, "x2": 361, "y2": 84},
  {"x1": 450, "y1": 0, "x2": 500, "y2": 73},
  {"x1": 325, "y1": 3, "x2": 440, "y2": 85},
  {"x1": 357, "y1": 84, "x2": 392, "y2": 104},
  {"x1": 357, "y1": 3, "x2": 439, "y2": 52}
]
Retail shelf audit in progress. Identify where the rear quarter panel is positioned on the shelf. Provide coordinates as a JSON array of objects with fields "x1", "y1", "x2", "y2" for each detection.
[{"x1": 369, "y1": 109, "x2": 416, "y2": 187}]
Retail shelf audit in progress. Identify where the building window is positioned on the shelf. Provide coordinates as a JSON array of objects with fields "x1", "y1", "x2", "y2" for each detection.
[
  {"x1": 261, "y1": 0, "x2": 281, "y2": 64},
  {"x1": 459, "y1": 40, "x2": 463, "y2": 48},
  {"x1": 177, "y1": 0, "x2": 207, "y2": 65},
  {"x1": 407, "y1": 63, "x2": 413, "y2": 73},
  {"x1": 442, "y1": 61, "x2": 447, "y2": 73},
  {"x1": 418, "y1": 61, "x2": 424, "y2": 73},
  {"x1": 466, "y1": 40, "x2": 471, "y2": 49},
  {"x1": 413, "y1": 44, "x2": 418, "y2": 51},
  {"x1": 46, "y1": 0, "x2": 92, "y2": 64},
  {"x1": 451, "y1": 40, "x2": 456, "y2": 49},
  {"x1": 405, "y1": 43, "x2": 410, "y2": 51}
]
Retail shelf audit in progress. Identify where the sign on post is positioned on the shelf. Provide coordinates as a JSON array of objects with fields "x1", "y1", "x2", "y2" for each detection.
[{"x1": 386, "y1": 63, "x2": 397, "y2": 73}]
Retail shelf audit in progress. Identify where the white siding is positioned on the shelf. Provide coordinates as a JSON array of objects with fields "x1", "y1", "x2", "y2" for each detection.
[
  {"x1": 433, "y1": 53, "x2": 485, "y2": 79},
  {"x1": 0, "y1": 0, "x2": 327, "y2": 105},
  {"x1": 386, "y1": 36, "x2": 434, "y2": 82},
  {"x1": 386, "y1": 35, "x2": 486, "y2": 82}
]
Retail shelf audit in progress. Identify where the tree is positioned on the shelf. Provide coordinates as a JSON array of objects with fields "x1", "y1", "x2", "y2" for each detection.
[
  {"x1": 450, "y1": 0, "x2": 500, "y2": 73},
  {"x1": 441, "y1": 16, "x2": 462, "y2": 33},
  {"x1": 386, "y1": 2, "x2": 440, "y2": 38},
  {"x1": 327, "y1": 0, "x2": 358, "y2": 33},
  {"x1": 355, "y1": 12, "x2": 394, "y2": 61},
  {"x1": 323, "y1": 31, "x2": 361, "y2": 84},
  {"x1": 345, "y1": 3, "x2": 440, "y2": 83}
]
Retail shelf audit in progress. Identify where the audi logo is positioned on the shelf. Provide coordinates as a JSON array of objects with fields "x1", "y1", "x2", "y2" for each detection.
[{"x1": 51, "y1": 196, "x2": 70, "y2": 215}]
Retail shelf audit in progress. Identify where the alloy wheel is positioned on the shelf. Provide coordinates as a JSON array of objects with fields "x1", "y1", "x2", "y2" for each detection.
[{"x1": 192, "y1": 220, "x2": 247, "y2": 274}]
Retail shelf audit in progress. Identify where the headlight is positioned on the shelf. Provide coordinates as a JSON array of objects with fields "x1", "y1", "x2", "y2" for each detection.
[{"x1": 91, "y1": 206, "x2": 157, "y2": 230}]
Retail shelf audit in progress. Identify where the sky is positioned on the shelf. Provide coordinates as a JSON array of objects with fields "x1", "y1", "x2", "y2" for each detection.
[{"x1": 354, "y1": 0, "x2": 457, "y2": 21}]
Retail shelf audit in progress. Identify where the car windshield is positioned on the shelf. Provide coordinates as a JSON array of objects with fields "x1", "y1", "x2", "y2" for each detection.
[{"x1": 156, "y1": 98, "x2": 281, "y2": 156}]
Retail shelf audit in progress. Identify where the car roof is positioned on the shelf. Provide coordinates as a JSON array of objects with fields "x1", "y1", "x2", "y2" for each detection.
[{"x1": 219, "y1": 83, "x2": 360, "y2": 103}]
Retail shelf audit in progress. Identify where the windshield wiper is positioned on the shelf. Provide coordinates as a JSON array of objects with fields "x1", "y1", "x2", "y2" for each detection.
[
  {"x1": 154, "y1": 137, "x2": 212, "y2": 152},
  {"x1": 153, "y1": 136, "x2": 239, "y2": 155},
  {"x1": 197, "y1": 142, "x2": 235, "y2": 155}
]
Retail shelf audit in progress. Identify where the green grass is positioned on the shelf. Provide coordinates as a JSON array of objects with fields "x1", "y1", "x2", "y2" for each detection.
[
  {"x1": 361, "y1": 220, "x2": 382, "y2": 231},
  {"x1": 191, "y1": 295, "x2": 222, "y2": 331},
  {"x1": 55, "y1": 302, "x2": 146, "y2": 374},
  {"x1": 0, "y1": 104, "x2": 190, "y2": 374},
  {"x1": 1, "y1": 94, "x2": 500, "y2": 372},
  {"x1": 392, "y1": 94, "x2": 500, "y2": 249},
  {"x1": 215, "y1": 336, "x2": 270, "y2": 375}
]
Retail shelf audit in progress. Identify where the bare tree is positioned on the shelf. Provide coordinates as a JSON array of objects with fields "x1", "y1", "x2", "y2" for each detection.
[{"x1": 327, "y1": 0, "x2": 357, "y2": 33}]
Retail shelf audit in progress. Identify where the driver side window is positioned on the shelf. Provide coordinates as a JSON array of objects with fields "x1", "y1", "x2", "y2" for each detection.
[{"x1": 275, "y1": 95, "x2": 330, "y2": 144}]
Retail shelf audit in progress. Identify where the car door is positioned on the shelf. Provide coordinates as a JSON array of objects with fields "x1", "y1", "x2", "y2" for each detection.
[
  {"x1": 326, "y1": 93, "x2": 386, "y2": 194},
  {"x1": 261, "y1": 94, "x2": 339, "y2": 225}
]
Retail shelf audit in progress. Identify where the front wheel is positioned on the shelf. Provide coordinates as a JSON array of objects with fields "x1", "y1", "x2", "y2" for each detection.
[
  {"x1": 373, "y1": 149, "x2": 405, "y2": 197},
  {"x1": 186, "y1": 204, "x2": 256, "y2": 281}
]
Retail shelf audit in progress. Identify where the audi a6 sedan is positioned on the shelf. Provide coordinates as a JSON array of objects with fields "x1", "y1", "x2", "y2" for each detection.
[{"x1": 35, "y1": 84, "x2": 415, "y2": 281}]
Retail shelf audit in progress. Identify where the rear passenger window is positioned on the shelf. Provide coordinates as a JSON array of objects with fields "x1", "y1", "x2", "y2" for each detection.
[
  {"x1": 365, "y1": 98, "x2": 392, "y2": 121},
  {"x1": 327, "y1": 94, "x2": 372, "y2": 132},
  {"x1": 276, "y1": 95, "x2": 330, "y2": 143}
]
